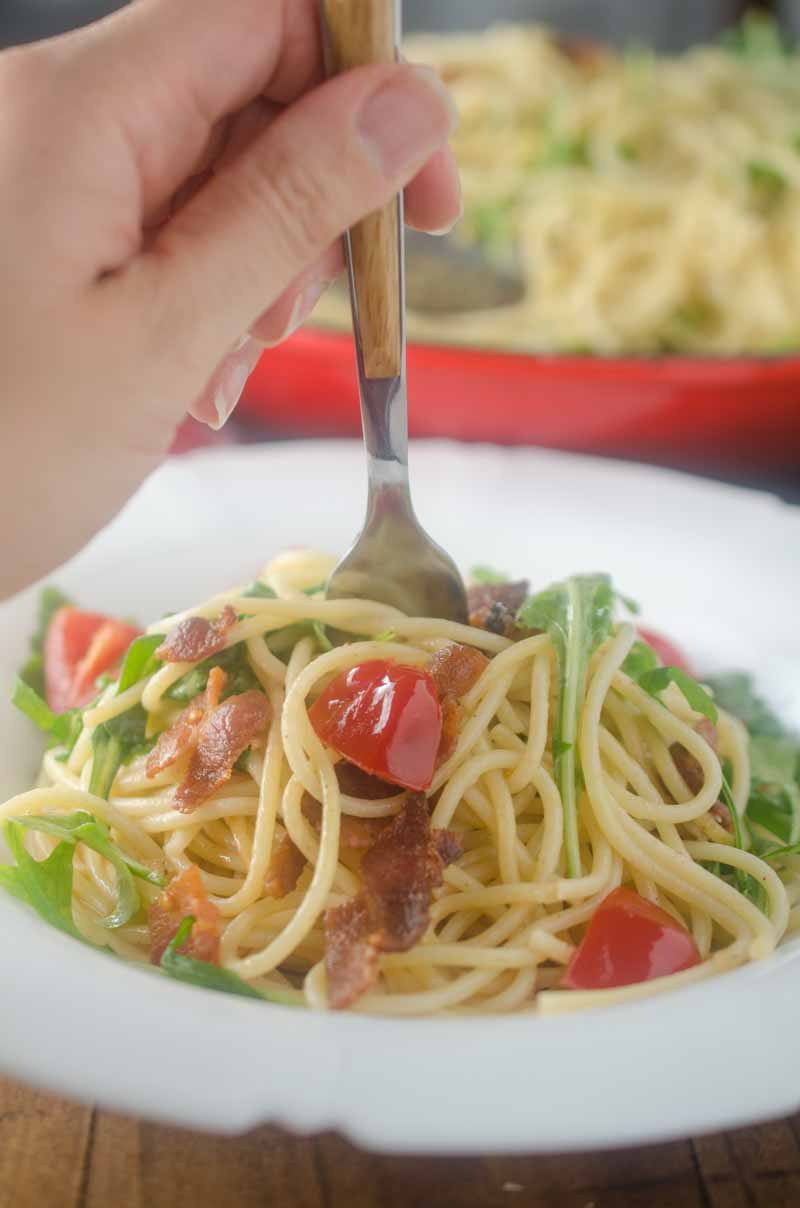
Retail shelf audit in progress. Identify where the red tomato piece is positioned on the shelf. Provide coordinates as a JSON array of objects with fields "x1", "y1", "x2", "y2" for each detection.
[
  {"x1": 309, "y1": 660, "x2": 442, "y2": 791},
  {"x1": 561, "y1": 887, "x2": 701, "y2": 991},
  {"x1": 44, "y1": 607, "x2": 142, "y2": 713},
  {"x1": 638, "y1": 626, "x2": 693, "y2": 676}
]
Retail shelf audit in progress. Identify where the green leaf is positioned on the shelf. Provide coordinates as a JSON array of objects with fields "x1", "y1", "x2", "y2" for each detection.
[
  {"x1": 722, "y1": 13, "x2": 788, "y2": 60},
  {"x1": 165, "y1": 643, "x2": 260, "y2": 703},
  {"x1": 267, "y1": 621, "x2": 333, "y2": 661},
  {"x1": 310, "y1": 621, "x2": 333, "y2": 653},
  {"x1": 534, "y1": 136, "x2": 590, "y2": 170},
  {"x1": 12, "y1": 677, "x2": 56, "y2": 732},
  {"x1": 705, "y1": 778, "x2": 769, "y2": 913},
  {"x1": 0, "y1": 820, "x2": 80, "y2": 938},
  {"x1": 161, "y1": 918, "x2": 300, "y2": 1006},
  {"x1": 373, "y1": 629, "x2": 397, "y2": 643},
  {"x1": 747, "y1": 161, "x2": 787, "y2": 207},
  {"x1": 12, "y1": 810, "x2": 163, "y2": 929},
  {"x1": 637, "y1": 667, "x2": 718, "y2": 725},
  {"x1": 470, "y1": 566, "x2": 509, "y2": 585},
  {"x1": 117, "y1": 634, "x2": 164, "y2": 694},
  {"x1": 622, "y1": 640, "x2": 659, "y2": 680},
  {"x1": 18, "y1": 587, "x2": 73, "y2": 696},
  {"x1": 617, "y1": 138, "x2": 640, "y2": 162},
  {"x1": 241, "y1": 582, "x2": 278, "y2": 600},
  {"x1": 750, "y1": 734, "x2": 799, "y2": 786},
  {"x1": 703, "y1": 672, "x2": 786, "y2": 738},
  {"x1": 518, "y1": 574, "x2": 616, "y2": 876},
  {"x1": 12, "y1": 677, "x2": 83, "y2": 755},
  {"x1": 89, "y1": 704, "x2": 150, "y2": 800},
  {"x1": 471, "y1": 197, "x2": 515, "y2": 250}
]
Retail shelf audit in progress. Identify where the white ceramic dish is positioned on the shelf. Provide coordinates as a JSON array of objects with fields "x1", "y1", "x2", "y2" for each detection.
[{"x1": 1, "y1": 440, "x2": 799, "y2": 1152}]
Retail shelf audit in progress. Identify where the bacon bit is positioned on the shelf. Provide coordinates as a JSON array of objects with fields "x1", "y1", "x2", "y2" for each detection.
[
  {"x1": 710, "y1": 802, "x2": 734, "y2": 833},
  {"x1": 670, "y1": 719, "x2": 719, "y2": 796},
  {"x1": 302, "y1": 795, "x2": 393, "y2": 850},
  {"x1": 156, "y1": 605, "x2": 237, "y2": 664},
  {"x1": 264, "y1": 833, "x2": 306, "y2": 899},
  {"x1": 429, "y1": 642, "x2": 489, "y2": 699},
  {"x1": 324, "y1": 794, "x2": 462, "y2": 1009},
  {"x1": 149, "y1": 864, "x2": 220, "y2": 966},
  {"x1": 556, "y1": 35, "x2": 611, "y2": 71},
  {"x1": 146, "y1": 666, "x2": 227, "y2": 778},
  {"x1": 670, "y1": 720, "x2": 731, "y2": 829},
  {"x1": 335, "y1": 760, "x2": 396, "y2": 800},
  {"x1": 436, "y1": 694, "x2": 461, "y2": 767},
  {"x1": 174, "y1": 690, "x2": 271, "y2": 813},
  {"x1": 467, "y1": 580, "x2": 529, "y2": 617}
]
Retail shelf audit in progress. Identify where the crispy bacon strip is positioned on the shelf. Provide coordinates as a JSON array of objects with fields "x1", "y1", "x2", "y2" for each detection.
[
  {"x1": 149, "y1": 864, "x2": 220, "y2": 966},
  {"x1": 429, "y1": 642, "x2": 489, "y2": 699},
  {"x1": 429, "y1": 644, "x2": 488, "y2": 768},
  {"x1": 174, "y1": 689, "x2": 271, "y2": 813},
  {"x1": 146, "y1": 666, "x2": 227, "y2": 778},
  {"x1": 264, "y1": 833, "x2": 307, "y2": 899},
  {"x1": 670, "y1": 720, "x2": 732, "y2": 832},
  {"x1": 302, "y1": 795, "x2": 393, "y2": 851},
  {"x1": 324, "y1": 794, "x2": 462, "y2": 1009},
  {"x1": 156, "y1": 605, "x2": 237, "y2": 664},
  {"x1": 335, "y1": 761, "x2": 396, "y2": 801}
]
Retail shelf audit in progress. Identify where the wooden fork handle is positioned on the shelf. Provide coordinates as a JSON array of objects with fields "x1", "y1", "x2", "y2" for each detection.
[{"x1": 321, "y1": 0, "x2": 401, "y2": 380}]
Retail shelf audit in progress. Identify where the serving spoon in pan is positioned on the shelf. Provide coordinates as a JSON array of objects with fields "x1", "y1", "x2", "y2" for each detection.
[{"x1": 320, "y1": 0, "x2": 468, "y2": 623}]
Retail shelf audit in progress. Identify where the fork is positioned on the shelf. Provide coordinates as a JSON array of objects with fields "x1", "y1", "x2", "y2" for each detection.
[{"x1": 320, "y1": 0, "x2": 468, "y2": 623}]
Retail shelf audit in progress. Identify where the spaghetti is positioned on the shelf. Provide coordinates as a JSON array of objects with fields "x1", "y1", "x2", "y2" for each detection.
[
  {"x1": 3, "y1": 549, "x2": 798, "y2": 1015},
  {"x1": 315, "y1": 21, "x2": 800, "y2": 354}
]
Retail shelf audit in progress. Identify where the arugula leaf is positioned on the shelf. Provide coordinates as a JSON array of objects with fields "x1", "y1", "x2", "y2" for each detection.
[
  {"x1": 622, "y1": 640, "x2": 658, "y2": 680},
  {"x1": 471, "y1": 197, "x2": 515, "y2": 250},
  {"x1": 0, "y1": 820, "x2": 80, "y2": 938},
  {"x1": 12, "y1": 811, "x2": 150, "y2": 929},
  {"x1": 518, "y1": 574, "x2": 616, "y2": 877},
  {"x1": 702, "y1": 778, "x2": 769, "y2": 913},
  {"x1": 534, "y1": 135, "x2": 590, "y2": 170},
  {"x1": 18, "y1": 587, "x2": 73, "y2": 696},
  {"x1": 117, "y1": 634, "x2": 163, "y2": 694},
  {"x1": 703, "y1": 672, "x2": 785, "y2": 738},
  {"x1": 241, "y1": 582, "x2": 277, "y2": 600},
  {"x1": 166, "y1": 642, "x2": 260, "y2": 703},
  {"x1": 637, "y1": 666, "x2": 718, "y2": 725},
  {"x1": 267, "y1": 621, "x2": 332, "y2": 661},
  {"x1": 722, "y1": 13, "x2": 788, "y2": 60},
  {"x1": 89, "y1": 705, "x2": 149, "y2": 799},
  {"x1": 161, "y1": 918, "x2": 300, "y2": 1005},
  {"x1": 12, "y1": 677, "x2": 83, "y2": 755},
  {"x1": 747, "y1": 161, "x2": 788, "y2": 207},
  {"x1": 310, "y1": 621, "x2": 333, "y2": 653},
  {"x1": 470, "y1": 566, "x2": 509, "y2": 585}
]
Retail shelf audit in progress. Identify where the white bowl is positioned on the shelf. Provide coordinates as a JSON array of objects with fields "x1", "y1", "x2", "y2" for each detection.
[{"x1": 1, "y1": 440, "x2": 799, "y2": 1151}]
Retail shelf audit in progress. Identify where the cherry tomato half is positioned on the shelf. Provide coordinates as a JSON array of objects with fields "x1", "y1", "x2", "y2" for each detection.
[
  {"x1": 561, "y1": 887, "x2": 701, "y2": 991},
  {"x1": 44, "y1": 607, "x2": 142, "y2": 713},
  {"x1": 309, "y1": 660, "x2": 442, "y2": 791},
  {"x1": 638, "y1": 626, "x2": 694, "y2": 676}
]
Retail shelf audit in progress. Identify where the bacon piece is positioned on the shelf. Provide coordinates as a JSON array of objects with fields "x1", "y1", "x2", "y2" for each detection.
[
  {"x1": 146, "y1": 666, "x2": 227, "y2": 778},
  {"x1": 670, "y1": 719, "x2": 719, "y2": 796},
  {"x1": 302, "y1": 795, "x2": 393, "y2": 850},
  {"x1": 436, "y1": 694, "x2": 461, "y2": 767},
  {"x1": 324, "y1": 794, "x2": 462, "y2": 1009},
  {"x1": 467, "y1": 580, "x2": 529, "y2": 617},
  {"x1": 264, "y1": 833, "x2": 306, "y2": 899},
  {"x1": 669, "y1": 720, "x2": 731, "y2": 830},
  {"x1": 149, "y1": 864, "x2": 220, "y2": 966},
  {"x1": 429, "y1": 642, "x2": 489, "y2": 699},
  {"x1": 156, "y1": 605, "x2": 237, "y2": 664},
  {"x1": 335, "y1": 760, "x2": 396, "y2": 800},
  {"x1": 174, "y1": 689, "x2": 271, "y2": 813}
]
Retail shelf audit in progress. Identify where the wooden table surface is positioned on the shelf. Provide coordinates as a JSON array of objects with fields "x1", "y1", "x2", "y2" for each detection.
[{"x1": 1, "y1": 1076, "x2": 799, "y2": 1208}]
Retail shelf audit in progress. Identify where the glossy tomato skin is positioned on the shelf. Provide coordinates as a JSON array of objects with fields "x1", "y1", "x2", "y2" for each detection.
[
  {"x1": 638, "y1": 627, "x2": 693, "y2": 676},
  {"x1": 309, "y1": 660, "x2": 442, "y2": 791},
  {"x1": 44, "y1": 607, "x2": 141, "y2": 713},
  {"x1": 561, "y1": 887, "x2": 701, "y2": 991}
]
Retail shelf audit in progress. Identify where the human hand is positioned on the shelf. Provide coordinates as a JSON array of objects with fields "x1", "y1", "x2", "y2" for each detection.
[{"x1": 1, "y1": 0, "x2": 459, "y2": 597}]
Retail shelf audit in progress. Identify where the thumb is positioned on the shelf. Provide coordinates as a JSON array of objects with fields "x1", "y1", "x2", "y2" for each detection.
[{"x1": 137, "y1": 63, "x2": 457, "y2": 376}]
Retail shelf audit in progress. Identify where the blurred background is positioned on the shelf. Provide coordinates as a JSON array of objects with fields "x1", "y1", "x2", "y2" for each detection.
[{"x1": 3, "y1": 1, "x2": 799, "y2": 500}]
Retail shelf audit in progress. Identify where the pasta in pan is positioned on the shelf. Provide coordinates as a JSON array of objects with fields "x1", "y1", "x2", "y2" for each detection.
[
  {"x1": 315, "y1": 20, "x2": 800, "y2": 354},
  {"x1": 3, "y1": 549, "x2": 799, "y2": 1015}
]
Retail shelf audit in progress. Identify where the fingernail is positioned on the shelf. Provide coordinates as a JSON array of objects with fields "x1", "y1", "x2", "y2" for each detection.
[
  {"x1": 261, "y1": 278, "x2": 331, "y2": 348},
  {"x1": 190, "y1": 335, "x2": 264, "y2": 431},
  {"x1": 357, "y1": 66, "x2": 458, "y2": 176}
]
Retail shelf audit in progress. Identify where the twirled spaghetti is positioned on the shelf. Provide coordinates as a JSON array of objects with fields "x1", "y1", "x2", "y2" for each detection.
[{"x1": 3, "y1": 548, "x2": 798, "y2": 1015}]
